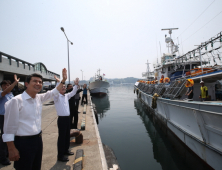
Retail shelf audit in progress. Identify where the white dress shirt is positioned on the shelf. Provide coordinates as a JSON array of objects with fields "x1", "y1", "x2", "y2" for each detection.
[
  {"x1": 3, "y1": 88, "x2": 59, "y2": 142},
  {"x1": 54, "y1": 85, "x2": 78, "y2": 116}
]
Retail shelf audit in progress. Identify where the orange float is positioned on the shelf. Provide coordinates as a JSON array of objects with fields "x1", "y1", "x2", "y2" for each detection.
[
  {"x1": 160, "y1": 78, "x2": 164, "y2": 83},
  {"x1": 164, "y1": 77, "x2": 170, "y2": 83}
]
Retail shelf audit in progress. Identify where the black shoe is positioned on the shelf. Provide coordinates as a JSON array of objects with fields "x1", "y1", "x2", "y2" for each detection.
[
  {"x1": 0, "y1": 158, "x2": 11, "y2": 165},
  {"x1": 65, "y1": 151, "x2": 74, "y2": 155},
  {"x1": 58, "y1": 156, "x2": 69, "y2": 162}
]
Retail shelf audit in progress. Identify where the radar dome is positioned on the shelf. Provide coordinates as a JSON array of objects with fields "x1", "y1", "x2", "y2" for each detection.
[{"x1": 165, "y1": 37, "x2": 172, "y2": 43}]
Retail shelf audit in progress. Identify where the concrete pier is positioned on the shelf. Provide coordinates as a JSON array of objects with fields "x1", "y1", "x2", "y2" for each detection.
[{"x1": 0, "y1": 91, "x2": 107, "y2": 170}]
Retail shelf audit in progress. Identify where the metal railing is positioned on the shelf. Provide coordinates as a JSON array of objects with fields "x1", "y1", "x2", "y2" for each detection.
[{"x1": 0, "y1": 51, "x2": 60, "y2": 78}]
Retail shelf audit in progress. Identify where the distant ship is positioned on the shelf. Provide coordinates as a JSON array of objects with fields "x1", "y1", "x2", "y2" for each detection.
[{"x1": 89, "y1": 69, "x2": 110, "y2": 96}]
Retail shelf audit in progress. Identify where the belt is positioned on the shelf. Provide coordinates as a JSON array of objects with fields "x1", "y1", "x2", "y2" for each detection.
[{"x1": 15, "y1": 131, "x2": 42, "y2": 139}]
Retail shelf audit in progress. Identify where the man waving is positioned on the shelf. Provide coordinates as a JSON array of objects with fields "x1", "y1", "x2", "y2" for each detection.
[{"x1": 3, "y1": 69, "x2": 67, "y2": 170}]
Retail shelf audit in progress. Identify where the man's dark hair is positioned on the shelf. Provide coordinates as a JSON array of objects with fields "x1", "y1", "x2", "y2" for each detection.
[
  {"x1": 67, "y1": 84, "x2": 72, "y2": 88},
  {"x1": 26, "y1": 73, "x2": 43, "y2": 83},
  {"x1": 0, "y1": 80, "x2": 11, "y2": 87}
]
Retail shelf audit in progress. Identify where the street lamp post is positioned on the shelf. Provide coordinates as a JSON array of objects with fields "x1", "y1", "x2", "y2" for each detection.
[
  {"x1": 60, "y1": 27, "x2": 73, "y2": 83},
  {"x1": 80, "y1": 70, "x2": 83, "y2": 81}
]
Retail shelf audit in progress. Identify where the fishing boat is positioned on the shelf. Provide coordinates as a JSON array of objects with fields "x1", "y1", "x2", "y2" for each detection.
[
  {"x1": 134, "y1": 29, "x2": 222, "y2": 170},
  {"x1": 89, "y1": 69, "x2": 110, "y2": 96}
]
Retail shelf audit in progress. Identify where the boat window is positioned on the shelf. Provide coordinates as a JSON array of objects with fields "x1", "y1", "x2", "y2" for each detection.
[
  {"x1": 192, "y1": 64, "x2": 198, "y2": 69},
  {"x1": 168, "y1": 67, "x2": 170, "y2": 71},
  {"x1": 185, "y1": 65, "x2": 190, "y2": 69},
  {"x1": 165, "y1": 56, "x2": 171, "y2": 60}
]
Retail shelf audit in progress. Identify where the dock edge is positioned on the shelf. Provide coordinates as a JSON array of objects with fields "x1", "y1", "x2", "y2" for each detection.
[{"x1": 90, "y1": 96, "x2": 108, "y2": 170}]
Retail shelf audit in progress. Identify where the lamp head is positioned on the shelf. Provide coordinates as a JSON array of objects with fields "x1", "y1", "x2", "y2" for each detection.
[
  {"x1": 71, "y1": 42, "x2": 73, "y2": 45},
  {"x1": 60, "y1": 27, "x2": 64, "y2": 32}
]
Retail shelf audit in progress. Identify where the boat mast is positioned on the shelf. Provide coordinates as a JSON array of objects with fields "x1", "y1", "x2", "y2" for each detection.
[{"x1": 145, "y1": 60, "x2": 151, "y2": 80}]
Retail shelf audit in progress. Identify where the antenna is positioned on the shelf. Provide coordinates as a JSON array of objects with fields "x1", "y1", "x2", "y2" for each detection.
[
  {"x1": 161, "y1": 28, "x2": 179, "y2": 37},
  {"x1": 159, "y1": 41, "x2": 162, "y2": 56},
  {"x1": 97, "y1": 69, "x2": 100, "y2": 76}
]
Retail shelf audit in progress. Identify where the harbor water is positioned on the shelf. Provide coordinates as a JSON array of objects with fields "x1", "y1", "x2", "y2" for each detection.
[{"x1": 91, "y1": 85, "x2": 213, "y2": 170}]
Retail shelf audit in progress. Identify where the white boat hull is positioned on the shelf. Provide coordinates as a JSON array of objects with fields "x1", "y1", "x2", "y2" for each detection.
[{"x1": 135, "y1": 86, "x2": 222, "y2": 170}]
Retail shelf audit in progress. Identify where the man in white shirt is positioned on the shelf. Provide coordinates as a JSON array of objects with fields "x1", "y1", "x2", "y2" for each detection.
[
  {"x1": 54, "y1": 76, "x2": 81, "y2": 162},
  {"x1": 3, "y1": 68, "x2": 67, "y2": 170},
  {"x1": 0, "y1": 75, "x2": 20, "y2": 166}
]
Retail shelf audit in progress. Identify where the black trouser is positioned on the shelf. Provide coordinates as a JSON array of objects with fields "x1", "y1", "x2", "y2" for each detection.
[
  {"x1": 0, "y1": 115, "x2": 8, "y2": 161},
  {"x1": 75, "y1": 99, "x2": 79, "y2": 112},
  {"x1": 188, "y1": 92, "x2": 193, "y2": 99},
  {"x1": 81, "y1": 94, "x2": 88, "y2": 105},
  {"x1": 14, "y1": 133, "x2": 43, "y2": 170},
  {"x1": 70, "y1": 107, "x2": 78, "y2": 129},
  {"x1": 57, "y1": 116, "x2": 70, "y2": 158}
]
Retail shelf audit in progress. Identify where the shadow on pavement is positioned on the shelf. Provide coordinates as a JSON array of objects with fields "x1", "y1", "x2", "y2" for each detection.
[{"x1": 49, "y1": 162, "x2": 71, "y2": 170}]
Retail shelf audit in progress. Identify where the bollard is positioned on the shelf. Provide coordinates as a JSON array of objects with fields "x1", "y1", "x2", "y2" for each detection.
[
  {"x1": 83, "y1": 104, "x2": 87, "y2": 114},
  {"x1": 81, "y1": 114, "x2": 86, "y2": 130},
  {"x1": 73, "y1": 149, "x2": 84, "y2": 170}
]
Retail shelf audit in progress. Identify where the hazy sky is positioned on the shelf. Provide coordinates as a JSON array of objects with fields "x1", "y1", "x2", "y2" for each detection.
[{"x1": 1, "y1": 0, "x2": 222, "y2": 80}]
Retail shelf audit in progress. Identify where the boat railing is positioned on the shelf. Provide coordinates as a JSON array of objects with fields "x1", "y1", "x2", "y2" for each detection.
[
  {"x1": 147, "y1": 84, "x2": 155, "y2": 94},
  {"x1": 136, "y1": 65, "x2": 222, "y2": 98},
  {"x1": 152, "y1": 83, "x2": 166, "y2": 96},
  {"x1": 136, "y1": 79, "x2": 187, "y2": 99},
  {"x1": 171, "y1": 65, "x2": 222, "y2": 81},
  {"x1": 162, "y1": 79, "x2": 187, "y2": 99}
]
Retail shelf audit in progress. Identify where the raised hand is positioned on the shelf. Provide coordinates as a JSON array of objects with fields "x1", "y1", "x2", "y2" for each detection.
[
  {"x1": 62, "y1": 68, "x2": 67, "y2": 81},
  {"x1": 54, "y1": 75, "x2": 60, "y2": 82},
  {"x1": 75, "y1": 78, "x2": 79, "y2": 85},
  {"x1": 14, "y1": 74, "x2": 20, "y2": 83}
]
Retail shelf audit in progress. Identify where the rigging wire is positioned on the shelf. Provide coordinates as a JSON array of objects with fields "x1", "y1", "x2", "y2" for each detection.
[
  {"x1": 181, "y1": 38, "x2": 184, "y2": 55},
  {"x1": 178, "y1": 0, "x2": 215, "y2": 37},
  {"x1": 182, "y1": 10, "x2": 222, "y2": 43}
]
